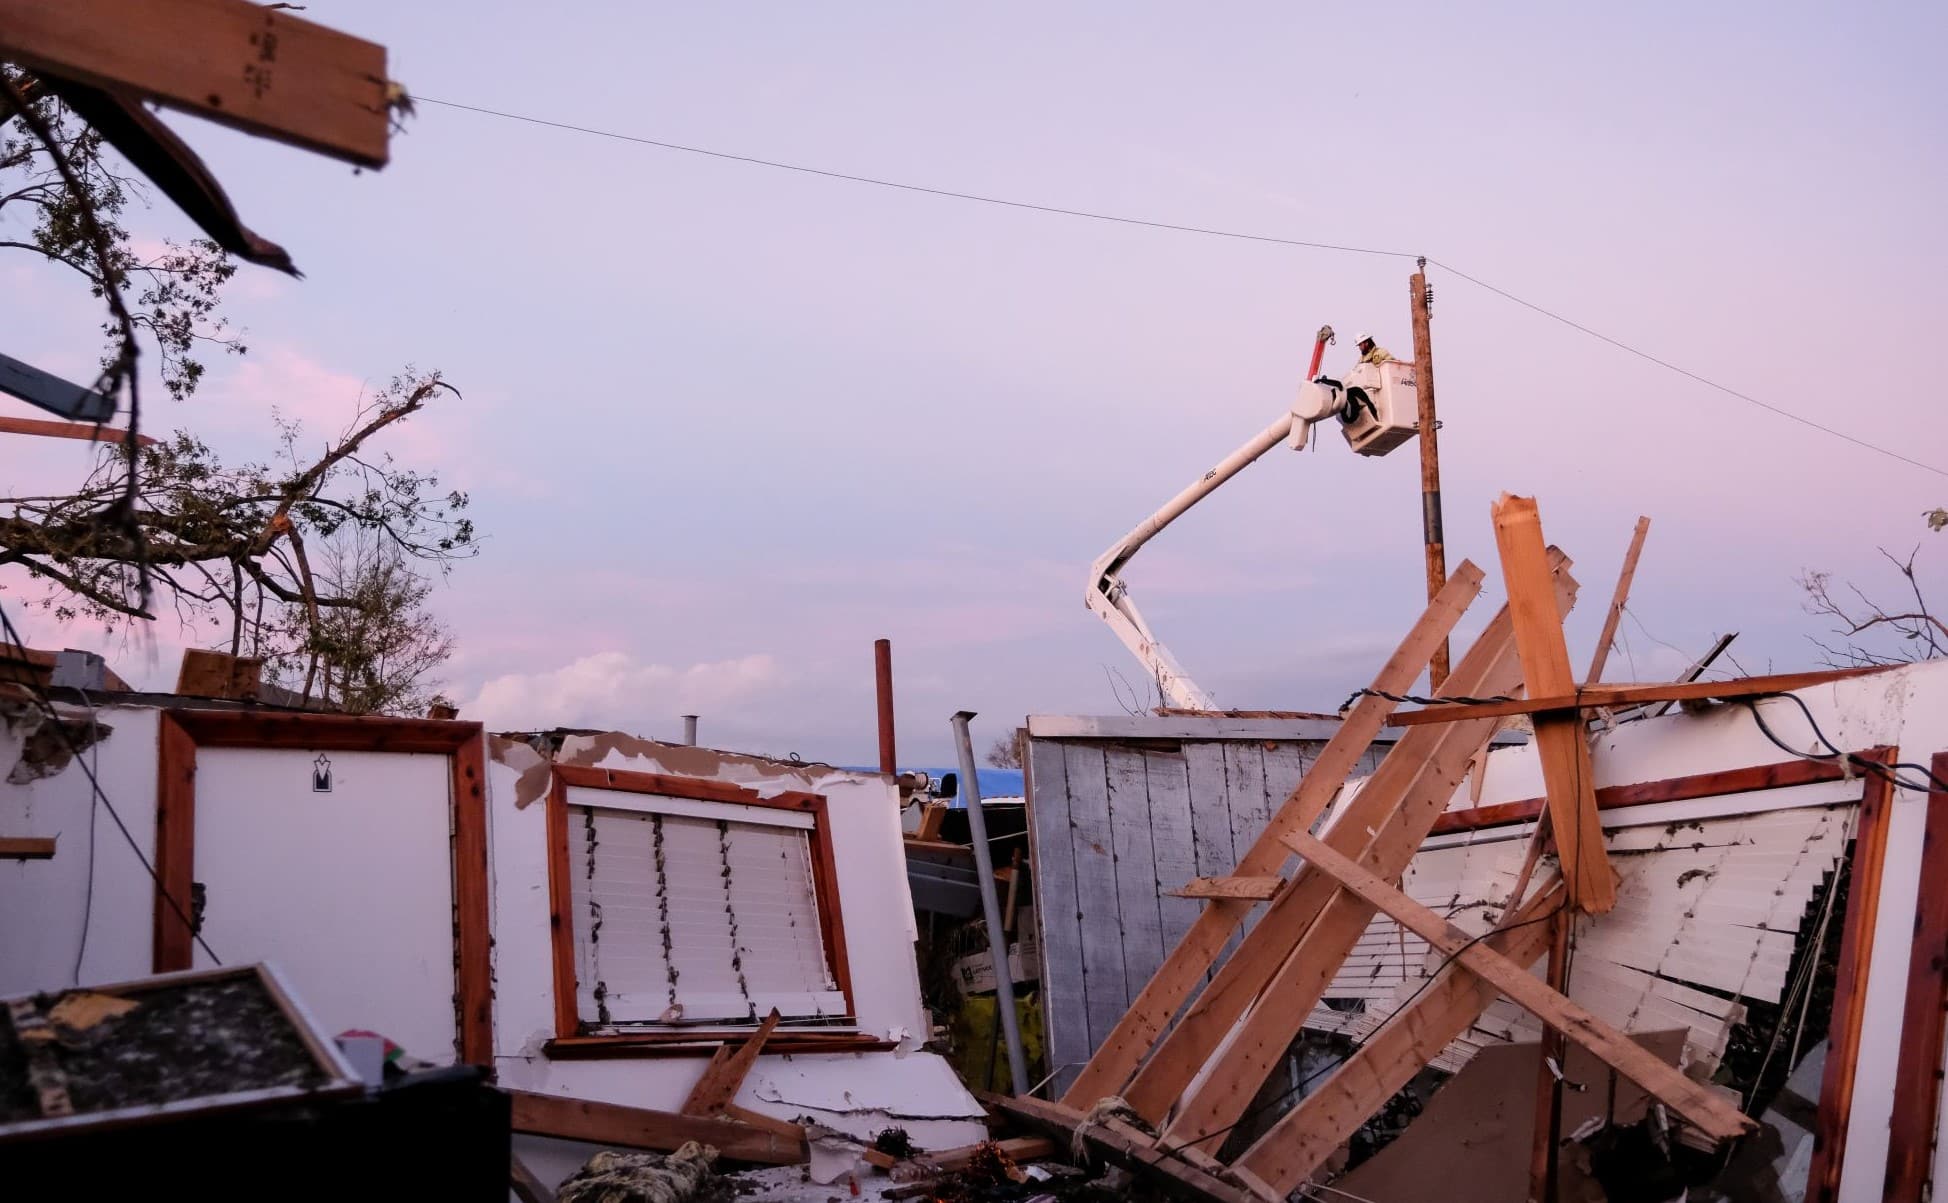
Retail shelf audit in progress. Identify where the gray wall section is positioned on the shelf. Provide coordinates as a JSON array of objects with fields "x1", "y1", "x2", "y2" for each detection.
[{"x1": 1026, "y1": 723, "x2": 1389, "y2": 1098}]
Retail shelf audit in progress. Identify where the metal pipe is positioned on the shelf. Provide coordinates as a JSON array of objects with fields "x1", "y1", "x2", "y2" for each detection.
[
  {"x1": 950, "y1": 710, "x2": 1031, "y2": 1096},
  {"x1": 680, "y1": 715, "x2": 698, "y2": 746},
  {"x1": 874, "y1": 638, "x2": 897, "y2": 774}
]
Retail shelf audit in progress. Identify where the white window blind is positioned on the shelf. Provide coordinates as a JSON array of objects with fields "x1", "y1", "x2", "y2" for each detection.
[{"x1": 568, "y1": 798, "x2": 846, "y2": 1026}]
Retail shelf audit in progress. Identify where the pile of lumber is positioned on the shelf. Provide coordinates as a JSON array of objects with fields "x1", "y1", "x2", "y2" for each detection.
[{"x1": 1004, "y1": 496, "x2": 1780, "y2": 1202}]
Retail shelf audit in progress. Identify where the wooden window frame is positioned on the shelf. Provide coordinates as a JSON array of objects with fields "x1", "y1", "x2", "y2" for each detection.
[
  {"x1": 153, "y1": 709, "x2": 492, "y2": 1065},
  {"x1": 543, "y1": 764, "x2": 859, "y2": 1053}
]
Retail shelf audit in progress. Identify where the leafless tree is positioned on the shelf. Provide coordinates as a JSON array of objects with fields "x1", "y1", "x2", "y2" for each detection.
[
  {"x1": 1799, "y1": 514, "x2": 1947, "y2": 667},
  {"x1": 985, "y1": 732, "x2": 1022, "y2": 770}
]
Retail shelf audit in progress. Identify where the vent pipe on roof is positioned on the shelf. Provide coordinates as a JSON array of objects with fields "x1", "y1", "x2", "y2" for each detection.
[{"x1": 681, "y1": 715, "x2": 698, "y2": 747}]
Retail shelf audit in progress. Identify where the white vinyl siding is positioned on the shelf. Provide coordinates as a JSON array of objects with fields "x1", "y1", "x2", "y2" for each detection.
[{"x1": 566, "y1": 789, "x2": 845, "y2": 1026}]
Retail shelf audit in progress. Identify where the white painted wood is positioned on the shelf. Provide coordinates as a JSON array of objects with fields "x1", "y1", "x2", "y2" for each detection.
[
  {"x1": 1062, "y1": 743, "x2": 1129, "y2": 1049},
  {"x1": 563, "y1": 785, "x2": 814, "y2": 829},
  {"x1": 1028, "y1": 715, "x2": 1352, "y2": 741},
  {"x1": 1105, "y1": 747, "x2": 1165, "y2": 999},
  {"x1": 1143, "y1": 749, "x2": 1200, "y2": 949},
  {"x1": 192, "y1": 746, "x2": 459, "y2": 1063},
  {"x1": 1025, "y1": 737, "x2": 1088, "y2": 1096}
]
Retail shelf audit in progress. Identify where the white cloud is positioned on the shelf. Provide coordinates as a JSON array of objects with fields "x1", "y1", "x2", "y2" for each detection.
[{"x1": 462, "y1": 651, "x2": 784, "y2": 731}]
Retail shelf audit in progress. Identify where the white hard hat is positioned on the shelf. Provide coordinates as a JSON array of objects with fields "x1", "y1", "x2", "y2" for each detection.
[{"x1": 1354, "y1": 331, "x2": 1374, "y2": 344}]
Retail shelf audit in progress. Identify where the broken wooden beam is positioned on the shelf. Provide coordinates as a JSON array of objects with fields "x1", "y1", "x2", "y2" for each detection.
[
  {"x1": 680, "y1": 1008, "x2": 780, "y2": 1116},
  {"x1": 0, "y1": 837, "x2": 57, "y2": 859},
  {"x1": 1166, "y1": 875, "x2": 1281, "y2": 901},
  {"x1": 911, "y1": 1136, "x2": 1058, "y2": 1173},
  {"x1": 1386, "y1": 666, "x2": 1883, "y2": 726},
  {"x1": 506, "y1": 1090, "x2": 805, "y2": 1164},
  {"x1": 991, "y1": 1094, "x2": 1274, "y2": 1203},
  {"x1": 1280, "y1": 829, "x2": 1754, "y2": 1142},
  {"x1": 1586, "y1": 516, "x2": 1650, "y2": 684},
  {"x1": 0, "y1": 0, "x2": 394, "y2": 167},
  {"x1": 1234, "y1": 880, "x2": 1565, "y2": 1192},
  {"x1": 1059, "y1": 561, "x2": 1488, "y2": 1108},
  {"x1": 1141, "y1": 556, "x2": 1576, "y2": 1146},
  {"x1": 1492, "y1": 494, "x2": 1614, "y2": 913}
]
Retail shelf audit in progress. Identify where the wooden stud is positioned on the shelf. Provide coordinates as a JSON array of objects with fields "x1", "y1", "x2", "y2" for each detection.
[
  {"x1": 1141, "y1": 558, "x2": 1574, "y2": 1140},
  {"x1": 509, "y1": 1153, "x2": 551, "y2": 1203},
  {"x1": 1430, "y1": 752, "x2": 1872, "y2": 835},
  {"x1": 1884, "y1": 756, "x2": 1948, "y2": 1202},
  {"x1": 506, "y1": 1090, "x2": 805, "y2": 1165},
  {"x1": 682, "y1": 1008, "x2": 781, "y2": 1116},
  {"x1": 152, "y1": 713, "x2": 199, "y2": 972},
  {"x1": 1235, "y1": 881, "x2": 1564, "y2": 1191},
  {"x1": 1166, "y1": 875, "x2": 1283, "y2": 901},
  {"x1": 918, "y1": 1136, "x2": 1059, "y2": 1172},
  {"x1": 1491, "y1": 494, "x2": 1614, "y2": 914},
  {"x1": 0, "y1": 0, "x2": 392, "y2": 167},
  {"x1": 1283, "y1": 828, "x2": 1753, "y2": 1142},
  {"x1": 1058, "y1": 560, "x2": 1489, "y2": 1108},
  {"x1": 1529, "y1": 908, "x2": 1572, "y2": 1203},
  {"x1": 915, "y1": 800, "x2": 949, "y2": 842},
  {"x1": 544, "y1": 772, "x2": 581, "y2": 1040},
  {"x1": 0, "y1": 836, "x2": 56, "y2": 858},
  {"x1": 1585, "y1": 516, "x2": 1651, "y2": 684},
  {"x1": 1387, "y1": 666, "x2": 1885, "y2": 727},
  {"x1": 1807, "y1": 749, "x2": 1896, "y2": 1200}
]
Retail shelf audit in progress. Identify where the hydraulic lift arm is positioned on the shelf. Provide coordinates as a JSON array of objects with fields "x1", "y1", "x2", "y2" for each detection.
[{"x1": 1084, "y1": 327, "x2": 1342, "y2": 711}]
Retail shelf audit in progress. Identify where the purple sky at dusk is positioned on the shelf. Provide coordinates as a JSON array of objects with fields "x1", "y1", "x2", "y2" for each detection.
[{"x1": 3, "y1": 3, "x2": 1944, "y2": 762}]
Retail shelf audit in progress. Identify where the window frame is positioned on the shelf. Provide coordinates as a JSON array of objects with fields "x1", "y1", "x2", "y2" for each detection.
[{"x1": 543, "y1": 764, "x2": 856, "y2": 1045}]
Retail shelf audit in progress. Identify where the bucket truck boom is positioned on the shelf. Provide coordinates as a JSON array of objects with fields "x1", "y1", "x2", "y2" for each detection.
[{"x1": 1084, "y1": 325, "x2": 1422, "y2": 710}]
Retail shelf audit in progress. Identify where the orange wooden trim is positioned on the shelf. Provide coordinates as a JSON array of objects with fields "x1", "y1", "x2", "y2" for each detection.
[
  {"x1": 1432, "y1": 753, "x2": 1875, "y2": 835},
  {"x1": 152, "y1": 713, "x2": 198, "y2": 972},
  {"x1": 1807, "y1": 748, "x2": 1899, "y2": 1203},
  {"x1": 0, "y1": 414, "x2": 157, "y2": 446},
  {"x1": 1883, "y1": 751, "x2": 1948, "y2": 1202},
  {"x1": 166, "y1": 708, "x2": 478, "y2": 753},
  {"x1": 552, "y1": 763, "x2": 764, "y2": 804},
  {"x1": 0, "y1": 836, "x2": 56, "y2": 858},
  {"x1": 545, "y1": 771, "x2": 581, "y2": 1040},
  {"x1": 1387, "y1": 666, "x2": 1887, "y2": 726},
  {"x1": 154, "y1": 710, "x2": 494, "y2": 1065},
  {"x1": 450, "y1": 729, "x2": 493, "y2": 1066},
  {"x1": 543, "y1": 1033, "x2": 895, "y2": 1059}
]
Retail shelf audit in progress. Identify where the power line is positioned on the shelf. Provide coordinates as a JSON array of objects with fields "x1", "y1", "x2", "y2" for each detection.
[{"x1": 415, "y1": 94, "x2": 1948, "y2": 480}]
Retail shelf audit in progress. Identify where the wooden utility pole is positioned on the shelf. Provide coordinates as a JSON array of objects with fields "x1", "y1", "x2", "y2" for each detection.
[{"x1": 1410, "y1": 261, "x2": 1449, "y2": 688}]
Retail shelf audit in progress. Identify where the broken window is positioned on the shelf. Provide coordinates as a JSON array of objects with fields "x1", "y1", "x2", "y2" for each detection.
[{"x1": 564, "y1": 788, "x2": 848, "y2": 1027}]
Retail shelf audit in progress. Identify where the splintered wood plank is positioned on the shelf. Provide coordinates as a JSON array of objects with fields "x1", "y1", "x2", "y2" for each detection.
[
  {"x1": 0, "y1": 837, "x2": 56, "y2": 859},
  {"x1": 1492, "y1": 494, "x2": 1615, "y2": 914},
  {"x1": 1025, "y1": 737, "x2": 1088, "y2": 1096},
  {"x1": 1168, "y1": 876, "x2": 1282, "y2": 900},
  {"x1": 0, "y1": 0, "x2": 393, "y2": 167},
  {"x1": 1137, "y1": 559, "x2": 1568, "y2": 1137},
  {"x1": 1283, "y1": 829, "x2": 1754, "y2": 1143},
  {"x1": 508, "y1": 1090, "x2": 803, "y2": 1164},
  {"x1": 1059, "y1": 561, "x2": 1486, "y2": 1108},
  {"x1": 1106, "y1": 747, "x2": 1166, "y2": 997},
  {"x1": 1144, "y1": 749, "x2": 1201, "y2": 949},
  {"x1": 1237, "y1": 881, "x2": 1565, "y2": 1192},
  {"x1": 1586, "y1": 516, "x2": 1651, "y2": 684},
  {"x1": 1062, "y1": 743, "x2": 1130, "y2": 1050},
  {"x1": 681, "y1": 1008, "x2": 781, "y2": 1116}
]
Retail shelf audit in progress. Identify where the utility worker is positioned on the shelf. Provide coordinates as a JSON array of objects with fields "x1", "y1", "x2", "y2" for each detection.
[{"x1": 1353, "y1": 331, "x2": 1394, "y2": 365}]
